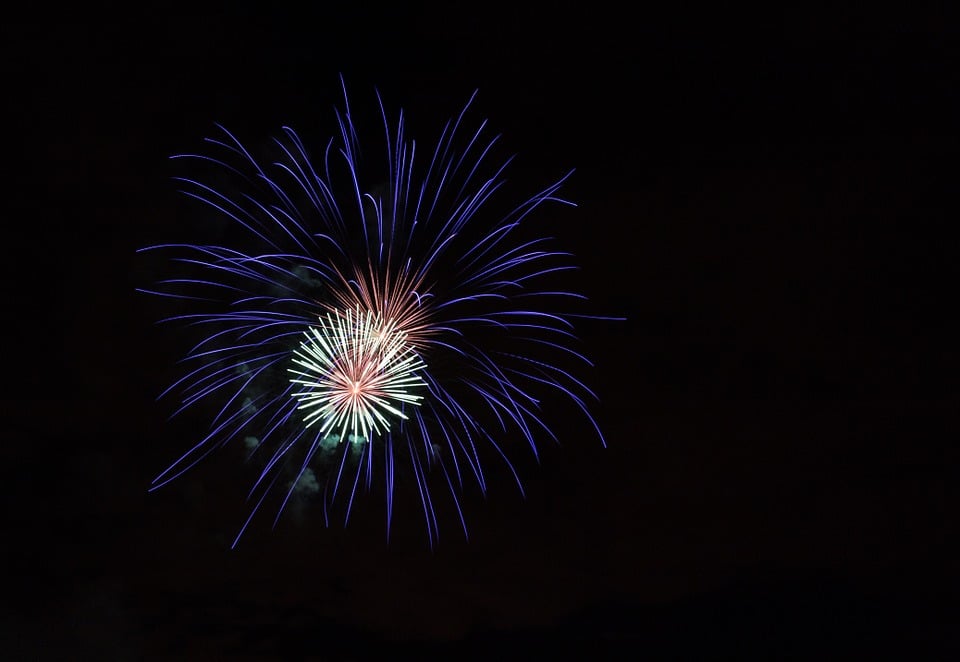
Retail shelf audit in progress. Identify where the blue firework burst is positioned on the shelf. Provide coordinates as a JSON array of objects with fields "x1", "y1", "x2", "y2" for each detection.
[{"x1": 139, "y1": 80, "x2": 610, "y2": 547}]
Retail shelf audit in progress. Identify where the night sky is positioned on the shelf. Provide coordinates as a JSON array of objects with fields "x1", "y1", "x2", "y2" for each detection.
[{"x1": 5, "y1": 3, "x2": 959, "y2": 659}]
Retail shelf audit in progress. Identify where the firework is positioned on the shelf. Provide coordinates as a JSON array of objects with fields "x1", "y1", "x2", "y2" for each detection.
[
  {"x1": 140, "y1": 79, "x2": 611, "y2": 547},
  {"x1": 288, "y1": 307, "x2": 427, "y2": 441}
]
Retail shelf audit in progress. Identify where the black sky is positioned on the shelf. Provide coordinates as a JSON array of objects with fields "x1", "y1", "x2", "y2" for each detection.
[{"x1": 4, "y1": 3, "x2": 959, "y2": 659}]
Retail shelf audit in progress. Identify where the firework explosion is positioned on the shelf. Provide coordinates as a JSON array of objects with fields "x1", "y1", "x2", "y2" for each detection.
[
  {"x1": 140, "y1": 80, "x2": 611, "y2": 547},
  {"x1": 288, "y1": 307, "x2": 427, "y2": 441}
]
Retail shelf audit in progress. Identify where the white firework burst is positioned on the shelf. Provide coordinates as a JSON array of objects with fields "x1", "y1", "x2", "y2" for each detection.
[{"x1": 288, "y1": 308, "x2": 427, "y2": 444}]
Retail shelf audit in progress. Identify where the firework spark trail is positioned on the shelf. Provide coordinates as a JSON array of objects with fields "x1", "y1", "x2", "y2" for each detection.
[{"x1": 140, "y1": 78, "x2": 614, "y2": 547}]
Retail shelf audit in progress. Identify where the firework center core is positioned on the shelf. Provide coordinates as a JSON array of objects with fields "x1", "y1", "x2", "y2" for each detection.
[{"x1": 288, "y1": 308, "x2": 427, "y2": 444}]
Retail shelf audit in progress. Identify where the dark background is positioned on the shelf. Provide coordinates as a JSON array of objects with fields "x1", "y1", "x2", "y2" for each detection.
[{"x1": 4, "y1": 3, "x2": 958, "y2": 659}]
